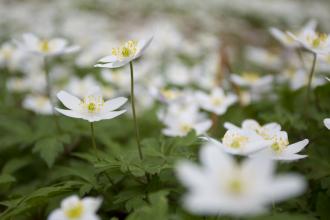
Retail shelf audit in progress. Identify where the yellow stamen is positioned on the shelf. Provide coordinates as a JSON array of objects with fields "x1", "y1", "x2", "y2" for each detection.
[{"x1": 65, "y1": 202, "x2": 84, "y2": 218}]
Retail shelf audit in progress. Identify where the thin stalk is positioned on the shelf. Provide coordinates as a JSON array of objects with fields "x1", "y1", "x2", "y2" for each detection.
[
  {"x1": 129, "y1": 61, "x2": 143, "y2": 160},
  {"x1": 90, "y1": 122, "x2": 99, "y2": 159},
  {"x1": 90, "y1": 122, "x2": 116, "y2": 186},
  {"x1": 43, "y1": 57, "x2": 61, "y2": 132},
  {"x1": 306, "y1": 53, "x2": 317, "y2": 102}
]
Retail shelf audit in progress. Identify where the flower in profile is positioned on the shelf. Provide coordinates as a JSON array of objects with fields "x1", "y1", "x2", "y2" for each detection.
[
  {"x1": 324, "y1": 118, "x2": 330, "y2": 129},
  {"x1": 158, "y1": 103, "x2": 211, "y2": 137},
  {"x1": 231, "y1": 71, "x2": 273, "y2": 88},
  {"x1": 206, "y1": 129, "x2": 271, "y2": 156},
  {"x1": 252, "y1": 131, "x2": 309, "y2": 161},
  {"x1": 48, "y1": 195, "x2": 101, "y2": 220},
  {"x1": 55, "y1": 87, "x2": 127, "y2": 122},
  {"x1": 195, "y1": 88, "x2": 237, "y2": 115},
  {"x1": 16, "y1": 33, "x2": 79, "y2": 57},
  {"x1": 270, "y1": 19, "x2": 317, "y2": 48},
  {"x1": 288, "y1": 30, "x2": 330, "y2": 55},
  {"x1": 95, "y1": 37, "x2": 153, "y2": 68},
  {"x1": 23, "y1": 94, "x2": 52, "y2": 115},
  {"x1": 176, "y1": 143, "x2": 306, "y2": 217}
]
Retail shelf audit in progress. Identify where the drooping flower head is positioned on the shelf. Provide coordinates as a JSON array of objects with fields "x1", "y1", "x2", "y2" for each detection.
[{"x1": 95, "y1": 37, "x2": 153, "y2": 69}]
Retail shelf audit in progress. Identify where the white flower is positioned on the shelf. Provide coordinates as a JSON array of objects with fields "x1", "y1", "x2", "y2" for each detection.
[
  {"x1": 288, "y1": 29, "x2": 330, "y2": 55},
  {"x1": 55, "y1": 87, "x2": 127, "y2": 122},
  {"x1": 23, "y1": 94, "x2": 53, "y2": 115},
  {"x1": 280, "y1": 68, "x2": 325, "y2": 90},
  {"x1": 324, "y1": 118, "x2": 330, "y2": 129},
  {"x1": 48, "y1": 195, "x2": 101, "y2": 220},
  {"x1": 16, "y1": 33, "x2": 80, "y2": 57},
  {"x1": 95, "y1": 37, "x2": 153, "y2": 69},
  {"x1": 176, "y1": 143, "x2": 306, "y2": 217},
  {"x1": 269, "y1": 20, "x2": 317, "y2": 48},
  {"x1": 245, "y1": 46, "x2": 282, "y2": 70},
  {"x1": 231, "y1": 72, "x2": 273, "y2": 88},
  {"x1": 195, "y1": 88, "x2": 237, "y2": 115},
  {"x1": 206, "y1": 129, "x2": 272, "y2": 156},
  {"x1": 66, "y1": 76, "x2": 100, "y2": 98},
  {"x1": 149, "y1": 87, "x2": 183, "y2": 104},
  {"x1": 224, "y1": 119, "x2": 281, "y2": 140},
  {"x1": 158, "y1": 103, "x2": 211, "y2": 137},
  {"x1": 252, "y1": 131, "x2": 309, "y2": 161}
]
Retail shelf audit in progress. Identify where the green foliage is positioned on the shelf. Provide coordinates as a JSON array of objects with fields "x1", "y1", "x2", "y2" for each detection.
[{"x1": 1, "y1": 77, "x2": 330, "y2": 220}]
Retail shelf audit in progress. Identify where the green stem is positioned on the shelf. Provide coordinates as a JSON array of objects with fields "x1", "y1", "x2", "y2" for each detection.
[
  {"x1": 90, "y1": 122, "x2": 99, "y2": 159},
  {"x1": 129, "y1": 61, "x2": 143, "y2": 160},
  {"x1": 44, "y1": 57, "x2": 61, "y2": 132},
  {"x1": 306, "y1": 53, "x2": 317, "y2": 102}
]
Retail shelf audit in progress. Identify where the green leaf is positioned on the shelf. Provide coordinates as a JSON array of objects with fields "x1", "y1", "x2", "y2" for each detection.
[
  {"x1": 33, "y1": 137, "x2": 65, "y2": 167},
  {"x1": 0, "y1": 174, "x2": 16, "y2": 185}
]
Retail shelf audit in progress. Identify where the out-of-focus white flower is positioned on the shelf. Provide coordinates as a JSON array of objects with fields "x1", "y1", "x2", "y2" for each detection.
[
  {"x1": 101, "y1": 68, "x2": 132, "y2": 92},
  {"x1": 23, "y1": 94, "x2": 52, "y2": 115},
  {"x1": 56, "y1": 87, "x2": 127, "y2": 122},
  {"x1": 176, "y1": 143, "x2": 306, "y2": 217},
  {"x1": 149, "y1": 87, "x2": 183, "y2": 104},
  {"x1": 206, "y1": 129, "x2": 271, "y2": 156},
  {"x1": 270, "y1": 20, "x2": 317, "y2": 48},
  {"x1": 95, "y1": 37, "x2": 153, "y2": 68},
  {"x1": 66, "y1": 75, "x2": 99, "y2": 98},
  {"x1": 0, "y1": 42, "x2": 26, "y2": 70},
  {"x1": 252, "y1": 131, "x2": 308, "y2": 161},
  {"x1": 7, "y1": 73, "x2": 46, "y2": 93},
  {"x1": 166, "y1": 62, "x2": 194, "y2": 86},
  {"x1": 16, "y1": 33, "x2": 79, "y2": 57},
  {"x1": 245, "y1": 47, "x2": 282, "y2": 70},
  {"x1": 158, "y1": 103, "x2": 211, "y2": 137},
  {"x1": 48, "y1": 195, "x2": 101, "y2": 220},
  {"x1": 324, "y1": 118, "x2": 330, "y2": 129},
  {"x1": 280, "y1": 68, "x2": 325, "y2": 90},
  {"x1": 231, "y1": 72, "x2": 273, "y2": 88},
  {"x1": 288, "y1": 29, "x2": 330, "y2": 55},
  {"x1": 196, "y1": 88, "x2": 237, "y2": 115}
]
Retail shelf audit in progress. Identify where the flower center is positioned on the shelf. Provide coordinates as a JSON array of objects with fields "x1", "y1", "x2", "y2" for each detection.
[
  {"x1": 227, "y1": 178, "x2": 244, "y2": 195},
  {"x1": 81, "y1": 95, "x2": 104, "y2": 113},
  {"x1": 241, "y1": 72, "x2": 260, "y2": 82},
  {"x1": 180, "y1": 123, "x2": 192, "y2": 133},
  {"x1": 222, "y1": 131, "x2": 248, "y2": 149},
  {"x1": 271, "y1": 136, "x2": 289, "y2": 153},
  {"x1": 65, "y1": 202, "x2": 84, "y2": 219},
  {"x1": 307, "y1": 33, "x2": 328, "y2": 48},
  {"x1": 112, "y1": 40, "x2": 138, "y2": 61},
  {"x1": 39, "y1": 40, "x2": 50, "y2": 53},
  {"x1": 211, "y1": 97, "x2": 222, "y2": 106},
  {"x1": 161, "y1": 89, "x2": 177, "y2": 100}
]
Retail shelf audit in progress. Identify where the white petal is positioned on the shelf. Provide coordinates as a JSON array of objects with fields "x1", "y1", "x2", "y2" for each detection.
[
  {"x1": 61, "y1": 195, "x2": 80, "y2": 209},
  {"x1": 200, "y1": 143, "x2": 235, "y2": 174},
  {"x1": 82, "y1": 197, "x2": 102, "y2": 213},
  {"x1": 63, "y1": 45, "x2": 80, "y2": 54},
  {"x1": 194, "y1": 120, "x2": 212, "y2": 135},
  {"x1": 100, "y1": 110, "x2": 126, "y2": 120},
  {"x1": 267, "y1": 174, "x2": 306, "y2": 202},
  {"x1": 176, "y1": 161, "x2": 208, "y2": 189},
  {"x1": 103, "y1": 97, "x2": 128, "y2": 112},
  {"x1": 57, "y1": 91, "x2": 81, "y2": 110},
  {"x1": 223, "y1": 122, "x2": 240, "y2": 130},
  {"x1": 47, "y1": 209, "x2": 66, "y2": 220},
  {"x1": 135, "y1": 36, "x2": 153, "y2": 58},
  {"x1": 56, "y1": 108, "x2": 82, "y2": 119},
  {"x1": 94, "y1": 60, "x2": 130, "y2": 69},
  {"x1": 242, "y1": 156, "x2": 274, "y2": 181},
  {"x1": 324, "y1": 118, "x2": 330, "y2": 129},
  {"x1": 98, "y1": 55, "x2": 117, "y2": 63},
  {"x1": 284, "y1": 139, "x2": 309, "y2": 154},
  {"x1": 81, "y1": 214, "x2": 100, "y2": 220}
]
